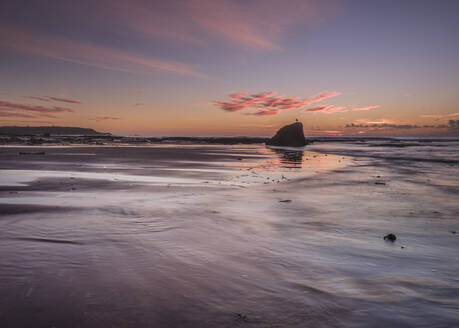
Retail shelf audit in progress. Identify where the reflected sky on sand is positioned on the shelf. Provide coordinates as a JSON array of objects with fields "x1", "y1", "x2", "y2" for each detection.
[
  {"x1": 268, "y1": 148, "x2": 304, "y2": 168},
  {"x1": 0, "y1": 143, "x2": 458, "y2": 327},
  {"x1": 251, "y1": 146, "x2": 350, "y2": 173}
]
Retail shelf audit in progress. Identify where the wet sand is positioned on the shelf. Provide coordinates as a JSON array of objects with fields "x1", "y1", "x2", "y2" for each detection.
[{"x1": 0, "y1": 143, "x2": 458, "y2": 327}]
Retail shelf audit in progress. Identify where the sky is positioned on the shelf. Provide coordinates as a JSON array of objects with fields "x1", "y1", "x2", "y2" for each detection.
[{"x1": 0, "y1": 0, "x2": 458, "y2": 136}]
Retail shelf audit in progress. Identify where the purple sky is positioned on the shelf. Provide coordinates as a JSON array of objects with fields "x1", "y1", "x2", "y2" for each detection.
[{"x1": 0, "y1": 0, "x2": 458, "y2": 136}]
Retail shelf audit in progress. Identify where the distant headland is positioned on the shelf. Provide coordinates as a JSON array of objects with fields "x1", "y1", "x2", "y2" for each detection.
[
  {"x1": 0, "y1": 126, "x2": 107, "y2": 136},
  {"x1": 0, "y1": 125, "x2": 269, "y2": 145}
]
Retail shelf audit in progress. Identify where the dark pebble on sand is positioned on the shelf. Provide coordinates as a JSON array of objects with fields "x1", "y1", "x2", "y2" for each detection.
[
  {"x1": 375, "y1": 182, "x2": 386, "y2": 185},
  {"x1": 19, "y1": 151, "x2": 45, "y2": 155},
  {"x1": 279, "y1": 199, "x2": 292, "y2": 203},
  {"x1": 384, "y1": 233, "x2": 397, "y2": 242},
  {"x1": 236, "y1": 313, "x2": 249, "y2": 323},
  {"x1": 451, "y1": 231, "x2": 456, "y2": 234}
]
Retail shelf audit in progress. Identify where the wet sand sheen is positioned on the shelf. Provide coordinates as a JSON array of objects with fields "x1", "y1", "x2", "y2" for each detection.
[{"x1": 0, "y1": 143, "x2": 458, "y2": 327}]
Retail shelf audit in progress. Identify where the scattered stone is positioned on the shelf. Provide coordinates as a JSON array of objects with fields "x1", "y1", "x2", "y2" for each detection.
[
  {"x1": 279, "y1": 199, "x2": 292, "y2": 203},
  {"x1": 19, "y1": 151, "x2": 45, "y2": 155},
  {"x1": 266, "y1": 122, "x2": 307, "y2": 147},
  {"x1": 375, "y1": 182, "x2": 386, "y2": 185},
  {"x1": 384, "y1": 233, "x2": 397, "y2": 242},
  {"x1": 451, "y1": 231, "x2": 457, "y2": 234},
  {"x1": 236, "y1": 313, "x2": 249, "y2": 323}
]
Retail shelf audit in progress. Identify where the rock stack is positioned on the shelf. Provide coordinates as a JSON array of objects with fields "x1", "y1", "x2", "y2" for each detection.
[{"x1": 266, "y1": 122, "x2": 306, "y2": 147}]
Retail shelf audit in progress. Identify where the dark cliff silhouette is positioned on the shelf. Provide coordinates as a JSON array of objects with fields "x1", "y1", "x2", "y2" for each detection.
[{"x1": 0, "y1": 126, "x2": 106, "y2": 136}]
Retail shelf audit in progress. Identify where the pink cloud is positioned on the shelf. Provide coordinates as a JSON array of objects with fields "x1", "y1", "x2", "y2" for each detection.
[
  {"x1": 304, "y1": 105, "x2": 347, "y2": 114},
  {"x1": 306, "y1": 91, "x2": 342, "y2": 104},
  {"x1": 352, "y1": 105, "x2": 380, "y2": 111},
  {"x1": 215, "y1": 91, "x2": 341, "y2": 115},
  {"x1": 305, "y1": 106, "x2": 327, "y2": 112},
  {"x1": 229, "y1": 91, "x2": 250, "y2": 99},
  {"x1": 0, "y1": 25, "x2": 205, "y2": 78},
  {"x1": 304, "y1": 104, "x2": 380, "y2": 114},
  {"x1": 353, "y1": 119, "x2": 395, "y2": 125}
]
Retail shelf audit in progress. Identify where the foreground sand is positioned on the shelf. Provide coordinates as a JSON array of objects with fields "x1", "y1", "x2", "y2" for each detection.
[{"x1": 0, "y1": 143, "x2": 458, "y2": 327}]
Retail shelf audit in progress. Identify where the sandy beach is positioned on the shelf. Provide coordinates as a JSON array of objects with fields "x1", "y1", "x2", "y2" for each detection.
[{"x1": 0, "y1": 140, "x2": 458, "y2": 327}]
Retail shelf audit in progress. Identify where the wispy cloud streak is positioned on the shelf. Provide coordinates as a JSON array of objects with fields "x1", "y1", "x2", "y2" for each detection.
[
  {"x1": 352, "y1": 105, "x2": 380, "y2": 111},
  {"x1": 0, "y1": 111, "x2": 37, "y2": 118},
  {"x1": 346, "y1": 120, "x2": 459, "y2": 130},
  {"x1": 0, "y1": 101, "x2": 74, "y2": 113},
  {"x1": 0, "y1": 26, "x2": 205, "y2": 78},
  {"x1": 100, "y1": 0, "x2": 327, "y2": 50},
  {"x1": 27, "y1": 96, "x2": 84, "y2": 104},
  {"x1": 93, "y1": 116, "x2": 121, "y2": 122},
  {"x1": 421, "y1": 112, "x2": 459, "y2": 119},
  {"x1": 304, "y1": 104, "x2": 380, "y2": 114},
  {"x1": 0, "y1": 100, "x2": 75, "y2": 119},
  {"x1": 304, "y1": 105, "x2": 347, "y2": 114},
  {"x1": 244, "y1": 110, "x2": 280, "y2": 116}
]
